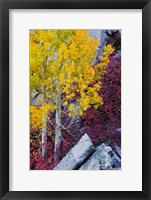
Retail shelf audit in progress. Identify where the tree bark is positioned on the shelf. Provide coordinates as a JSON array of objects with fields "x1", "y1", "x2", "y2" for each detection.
[
  {"x1": 42, "y1": 61, "x2": 47, "y2": 158},
  {"x1": 54, "y1": 92, "x2": 62, "y2": 163}
]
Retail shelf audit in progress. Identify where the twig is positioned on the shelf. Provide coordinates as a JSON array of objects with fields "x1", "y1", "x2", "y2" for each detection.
[
  {"x1": 61, "y1": 124, "x2": 76, "y2": 139},
  {"x1": 48, "y1": 120, "x2": 56, "y2": 130}
]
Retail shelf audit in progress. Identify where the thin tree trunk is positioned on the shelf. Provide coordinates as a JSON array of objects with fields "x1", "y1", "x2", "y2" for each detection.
[
  {"x1": 54, "y1": 92, "x2": 62, "y2": 163},
  {"x1": 53, "y1": 49, "x2": 62, "y2": 163},
  {"x1": 42, "y1": 61, "x2": 47, "y2": 158}
]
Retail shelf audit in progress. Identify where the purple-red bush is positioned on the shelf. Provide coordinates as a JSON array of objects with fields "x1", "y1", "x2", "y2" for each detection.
[{"x1": 82, "y1": 53, "x2": 121, "y2": 147}]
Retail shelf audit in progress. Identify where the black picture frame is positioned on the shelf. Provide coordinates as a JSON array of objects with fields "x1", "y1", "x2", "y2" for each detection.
[{"x1": 0, "y1": 0, "x2": 151, "y2": 199}]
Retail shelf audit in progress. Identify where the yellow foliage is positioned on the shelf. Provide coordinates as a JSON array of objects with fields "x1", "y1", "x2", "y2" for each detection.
[
  {"x1": 68, "y1": 104, "x2": 75, "y2": 112},
  {"x1": 30, "y1": 103, "x2": 54, "y2": 129},
  {"x1": 62, "y1": 101, "x2": 68, "y2": 106},
  {"x1": 30, "y1": 30, "x2": 114, "y2": 126},
  {"x1": 30, "y1": 106, "x2": 43, "y2": 129}
]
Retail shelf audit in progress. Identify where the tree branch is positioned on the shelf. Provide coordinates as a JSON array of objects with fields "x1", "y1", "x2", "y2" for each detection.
[
  {"x1": 61, "y1": 124, "x2": 76, "y2": 139},
  {"x1": 48, "y1": 120, "x2": 56, "y2": 130}
]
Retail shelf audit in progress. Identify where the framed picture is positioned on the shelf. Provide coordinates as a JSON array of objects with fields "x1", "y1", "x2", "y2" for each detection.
[{"x1": 0, "y1": 0, "x2": 151, "y2": 199}]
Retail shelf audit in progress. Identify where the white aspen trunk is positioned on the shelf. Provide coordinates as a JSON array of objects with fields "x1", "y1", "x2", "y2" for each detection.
[
  {"x1": 54, "y1": 92, "x2": 62, "y2": 163},
  {"x1": 42, "y1": 61, "x2": 47, "y2": 158},
  {"x1": 53, "y1": 49, "x2": 62, "y2": 162}
]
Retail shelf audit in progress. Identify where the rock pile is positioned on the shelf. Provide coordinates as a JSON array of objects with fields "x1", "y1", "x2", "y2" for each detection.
[{"x1": 54, "y1": 134, "x2": 121, "y2": 170}]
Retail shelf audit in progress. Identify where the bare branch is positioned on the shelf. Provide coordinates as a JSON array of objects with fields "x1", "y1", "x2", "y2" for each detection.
[
  {"x1": 48, "y1": 120, "x2": 56, "y2": 130},
  {"x1": 66, "y1": 118, "x2": 75, "y2": 129},
  {"x1": 61, "y1": 124, "x2": 76, "y2": 139},
  {"x1": 46, "y1": 131, "x2": 55, "y2": 141}
]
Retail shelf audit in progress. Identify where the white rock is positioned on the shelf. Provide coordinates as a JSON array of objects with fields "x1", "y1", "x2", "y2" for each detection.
[
  {"x1": 54, "y1": 134, "x2": 94, "y2": 170},
  {"x1": 79, "y1": 144, "x2": 113, "y2": 170}
]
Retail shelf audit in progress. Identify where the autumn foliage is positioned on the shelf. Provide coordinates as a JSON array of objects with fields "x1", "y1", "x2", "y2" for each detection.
[{"x1": 30, "y1": 30, "x2": 121, "y2": 170}]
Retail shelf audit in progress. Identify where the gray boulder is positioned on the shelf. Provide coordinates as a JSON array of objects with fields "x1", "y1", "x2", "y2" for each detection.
[
  {"x1": 111, "y1": 154, "x2": 121, "y2": 168},
  {"x1": 54, "y1": 134, "x2": 94, "y2": 170},
  {"x1": 114, "y1": 167, "x2": 121, "y2": 170},
  {"x1": 30, "y1": 92, "x2": 42, "y2": 106},
  {"x1": 116, "y1": 128, "x2": 121, "y2": 133},
  {"x1": 99, "y1": 144, "x2": 121, "y2": 168},
  {"x1": 115, "y1": 128, "x2": 121, "y2": 138},
  {"x1": 113, "y1": 144, "x2": 121, "y2": 159},
  {"x1": 79, "y1": 143, "x2": 113, "y2": 170}
]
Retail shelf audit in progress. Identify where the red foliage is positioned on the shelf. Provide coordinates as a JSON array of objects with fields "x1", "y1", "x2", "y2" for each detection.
[
  {"x1": 82, "y1": 53, "x2": 121, "y2": 146},
  {"x1": 100, "y1": 53, "x2": 121, "y2": 128},
  {"x1": 30, "y1": 139, "x2": 58, "y2": 170}
]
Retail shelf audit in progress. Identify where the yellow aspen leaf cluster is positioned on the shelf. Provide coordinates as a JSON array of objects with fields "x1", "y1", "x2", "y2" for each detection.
[
  {"x1": 95, "y1": 44, "x2": 115, "y2": 79},
  {"x1": 30, "y1": 103, "x2": 55, "y2": 129},
  {"x1": 68, "y1": 103, "x2": 75, "y2": 112},
  {"x1": 30, "y1": 106, "x2": 43, "y2": 128},
  {"x1": 30, "y1": 30, "x2": 114, "y2": 128}
]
